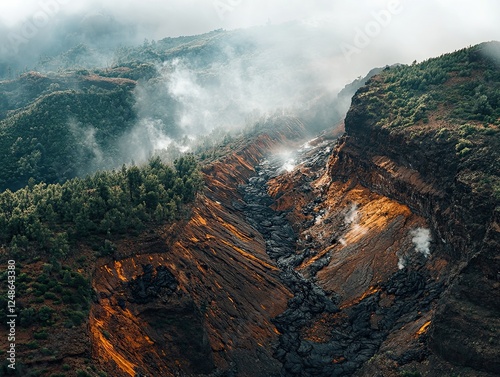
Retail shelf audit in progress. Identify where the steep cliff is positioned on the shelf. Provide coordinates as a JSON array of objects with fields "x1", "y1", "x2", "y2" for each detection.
[
  {"x1": 265, "y1": 42, "x2": 499, "y2": 376},
  {"x1": 338, "y1": 43, "x2": 500, "y2": 375}
]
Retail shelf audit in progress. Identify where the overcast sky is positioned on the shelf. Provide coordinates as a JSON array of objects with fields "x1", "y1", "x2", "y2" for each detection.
[{"x1": 1, "y1": 0, "x2": 499, "y2": 78}]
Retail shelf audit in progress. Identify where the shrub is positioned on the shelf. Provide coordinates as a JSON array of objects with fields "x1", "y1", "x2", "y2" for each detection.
[
  {"x1": 99, "y1": 239, "x2": 116, "y2": 257},
  {"x1": 40, "y1": 347, "x2": 52, "y2": 356},
  {"x1": 76, "y1": 370, "x2": 93, "y2": 377},
  {"x1": 66, "y1": 310, "x2": 86, "y2": 326},
  {"x1": 102, "y1": 330, "x2": 111, "y2": 340},
  {"x1": 19, "y1": 308, "x2": 36, "y2": 327},
  {"x1": 37, "y1": 305, "x2": 54, "y2": 325},
  {"x1": 33, "y1": 331, "x2": 49, "y2": 340},
  {"x1": 44, "y1": 292, "x2": 59, "y2": 301},
  {"x1": 26, "y1": 341, "x2": 39, "y2": 349},
  {"x1": 42, "y1": 263, "x2": 53, "y2": 274}
]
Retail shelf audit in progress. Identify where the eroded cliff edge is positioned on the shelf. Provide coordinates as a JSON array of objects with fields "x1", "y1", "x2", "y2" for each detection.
[
  {"x1": 264, "y1": 43, "x2": 499, "y2": 376},
  {"x1": 320, "y1": 113, "x2": 500, "y2": 376},
  {"x1": 303, "y1": 48, "x2": 498, "y2": 377},
  {"x1": 338, "y1": 45, "x2": 500, "y2": 375}
]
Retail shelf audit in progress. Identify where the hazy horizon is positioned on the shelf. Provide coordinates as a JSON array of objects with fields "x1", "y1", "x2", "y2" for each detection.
[{"x1": 1, "y1": 0, "x2": 500, "y2": 82}]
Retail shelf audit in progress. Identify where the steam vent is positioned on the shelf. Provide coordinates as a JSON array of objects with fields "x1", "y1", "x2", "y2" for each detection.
[{"x1": 0, "y1": 5, "x2": 499, "y2": 377}]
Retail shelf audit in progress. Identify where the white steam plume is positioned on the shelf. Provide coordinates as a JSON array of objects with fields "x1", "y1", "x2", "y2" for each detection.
[
  {"x1": 397, "y1": 255, "x2": 406, "y2": 270},
  {"x1": 410, "y1": 227, "x2": 432, "y2": 257},
  {"x1": 345, "y1": 203, "x2": 360, "y2": 225}
]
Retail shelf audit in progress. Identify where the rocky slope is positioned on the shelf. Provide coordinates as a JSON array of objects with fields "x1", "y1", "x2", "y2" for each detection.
[
  {"x1": 261, "y1": 44, "x2": 500, "y2": 376},
  {"x1": 89, "y1": 117, "x2": 307, "y2": 377}
]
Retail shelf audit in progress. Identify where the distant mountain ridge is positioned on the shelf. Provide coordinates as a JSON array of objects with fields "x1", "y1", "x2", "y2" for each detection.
[{"x1": 0, "y1": 23, "x2": 375, "y2": 191}]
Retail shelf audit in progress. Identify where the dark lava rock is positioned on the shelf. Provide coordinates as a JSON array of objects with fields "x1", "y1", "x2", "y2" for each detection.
[{"x1": 129, "y1": 264, "x2": 178, "y2": 303}]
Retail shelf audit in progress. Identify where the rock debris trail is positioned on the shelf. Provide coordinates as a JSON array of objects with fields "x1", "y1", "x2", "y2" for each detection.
[
  {"x1": 238, "y1": 145, "x2": 339, "y2": 376},
  {"x1": 237, "y1": 141, "x2": 445, "y2": 376}
]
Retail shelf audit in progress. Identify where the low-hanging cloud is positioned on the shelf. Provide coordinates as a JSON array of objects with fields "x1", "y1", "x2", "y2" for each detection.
[
  {"x1": 114, "y1": 26, "x2": 355, "y2": 165},
  {"x1": 2, "y1": 1, "x2": 500, "y2": 80},
  {"x1": 2, "y1": 1, "x2": 500, "y2": 171}
]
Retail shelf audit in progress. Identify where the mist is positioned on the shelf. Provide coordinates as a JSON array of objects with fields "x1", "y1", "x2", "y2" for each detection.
[
  {"x1": 2, "y1": 1, "x2": 499, "y2": 78},
  {"x1": 1, "y1": 0, "x2": 500, "y2": 168}
]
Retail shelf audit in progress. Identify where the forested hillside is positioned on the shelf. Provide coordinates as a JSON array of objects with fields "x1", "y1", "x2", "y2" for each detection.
[
  {"x1": 351, "y1": 42, "x2": 500, "y2": 201},
  {"x1": 0, "y1": 73, "x2": 139, "y2": 191},
  {"x1": 0, "y1": 155, "x2": 202, "y2": 259}
]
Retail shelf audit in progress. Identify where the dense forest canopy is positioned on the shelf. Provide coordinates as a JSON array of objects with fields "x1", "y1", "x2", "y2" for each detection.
[{"x1": 0, "y1": 156, "x2": 203, "y2": 261}]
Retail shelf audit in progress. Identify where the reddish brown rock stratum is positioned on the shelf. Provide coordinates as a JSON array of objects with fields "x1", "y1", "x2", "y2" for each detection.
[{"x1": 89, "y1": 117, "x2": 305, "y2": 377}]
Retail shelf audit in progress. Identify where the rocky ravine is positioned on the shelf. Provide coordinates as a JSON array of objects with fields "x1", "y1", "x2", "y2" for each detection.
[
  {"x1": 90, "y1": 109, "x2": 498, "y2": 376},
  {"x1": 239, "y1": 141, "x2": 339, "y2": 376},
  {"x1": 90, "y1": 117, "x2": 306, "y2": 377}
]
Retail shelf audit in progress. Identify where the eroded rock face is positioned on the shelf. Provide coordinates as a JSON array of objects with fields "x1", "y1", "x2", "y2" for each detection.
[
  {"x1": 260, "y1": 108, "x2": 498, "y2": 375},
  {"x1": 89, "y1": 117, "x2": 305, "y2": 377},
  {"x1": 335, "y1": 83, "x2": 500, "y2": 375},
  {"x1": 428, "y1": 219, "x2": 500, "y2": 375},
  {"x1": 129, "y1": 264, "x2": 178, "y2": 303}
]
